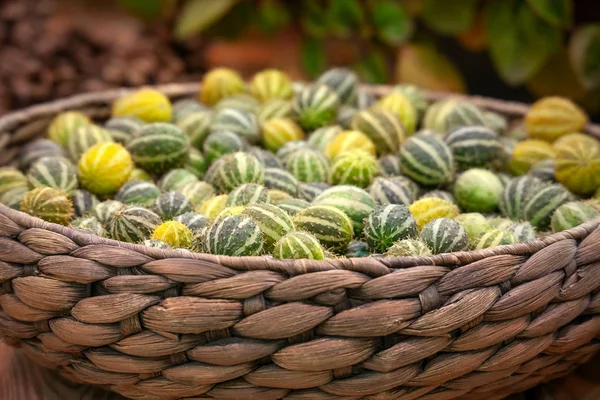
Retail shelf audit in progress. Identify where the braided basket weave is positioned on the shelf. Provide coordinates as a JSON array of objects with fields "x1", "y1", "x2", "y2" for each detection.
[{"x1": 1, "y1": 83, "x2": 600, "y2": 400}]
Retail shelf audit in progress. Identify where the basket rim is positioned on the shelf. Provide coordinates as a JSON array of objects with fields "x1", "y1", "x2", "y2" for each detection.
[{"x1": 1, "y1": 83, "x2": 600, "y2": 269}]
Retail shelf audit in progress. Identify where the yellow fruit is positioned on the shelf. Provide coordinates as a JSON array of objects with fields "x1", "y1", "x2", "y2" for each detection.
[
  {"x1": 376, "y1": 92, "x2": 418, "y2": 135},
  {"x1": 409, "y1": 198, "x2": 459, "y2": 230},
  {"x1": 325, "y1": 130, "x2": 376, "y2": 159},
  {"x1": 47, "y1": 111, "x2": 91, "y2": 147},
  {"x1": 215, "y1": 206, "x2": 246, "y2": 220},
  {"x1": 198, "y1": 195, "x2": 228, "y2": 220},
  {"x1": 555, "y1": 142, "x2": 600, "y2": 195},
  {"x1": 200, "y1": 68, "x2": 245, "y2": 106},
  {"x1": 152, "y1": 221, "x2": 193, "y2": 248},
  {"x1": 525, "y1": 96, "x2": 588, "y2": 142},
  {"x1": 250, "y1": 69, "x2": 293, "y2": 102},
  {"x1": 112, "y1": 88, "x2": 172, "y2": 122},
  {"x1": 262, "y1": 118, "x2": 305, "y2": 152},
  {"x1": 508, "y1": 139, "x2": 556, "y2": 176},
  {"x1": 78, "y1": 143, "x2": 133, "y2": 195},
  {"x1": 552, "y1": 133, "x2": 600, "y2": 152}
]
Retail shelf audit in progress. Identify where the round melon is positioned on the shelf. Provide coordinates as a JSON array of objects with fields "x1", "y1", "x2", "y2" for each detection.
[
  {"x1": 316, "y1": 67, "x2": 359, "y2": 105},
  {"x1": 555, "y1": 140, "x2": 600, "y2": 195},
  {"x1": 242, "y1": 203, "x2": 295, "y2": 250},
  {"x1": 91, "y1": 200, "x2": 124, "y2": 225},
  {"x1": 508, "y1": 139, "x2": 556, "y2": 176},
  {"x1": 198, "y1": 195, "x2": 228, "y2": 220},
  {"x1": 176, "y1": 110, "x2": 213, "y2": 149},
  {"x1": 297, "y1": 182, "x2": 331, "y2": 202},
  {"x1": 409, "y1": 197, "x2": 460, "y2": 230},
  {"x1": 27, "y1": 156, "x2": 78, "y2": 195},
  {"x1": 108, "y1": 205, "x2": 162, "y2": 243},
  {"x1": 277, "y1": 198, "x2": 310, "y2": 216},
  {"x1": 293, "y1": 84, "x2": 340, "y2": 130},
  {"x1": 375, "y1": 92, "x2": 417, "y2": 135},
  {"x1": 203, "y1": 214, "x2": 264, "y2": 256},
  {"x1": 210, "y1": 108, "x2": 261, "y2": 144},
  {"x1": 273, "y1": 231, "x2": 325, "y2": 260},
  {"x1": 313, "y1": 185, "x2": 376, "y2": 234},
  {"x1": 200, "y1": 68, "x2": 245, "y2": 106},
  {"x1": 250, "y1": 69, "x2": 293, "y2": 102},
  {"x1": 551, "y1": 202, "x2": 599, "y2": 233},
  {"x1": 67, "y1": 125, "x2": 114, "y2": 161},
  {"x1": 523, "y1": 183, "x2": 574, "y2": 230},
  {"x1": 474, "y1": 229, "x2": 518, "y2": 250},
  {"x1": 399, "y1": 135, "x2": 455, "y2": 186},
  {"x1": 258, "y1": 99, "x2": 294, "y2": 122},
  {"x1": 454, "y1": 169, "x2": 503, "y2": 213},
  {"x1": 329, "y1": 149, "x2": 379, "y2": 188},
  {"x1": 325, "y1": 130, "x2": 376, "y2": 159},
  {"x1": 203, "y1": 131, "x2": 248, "y2": 165},
  {"x1": 20, "y1": 187, "x2": 73, "y2": 225},
  {"x1": 385, "y1": 238, "x2": 432, "y2": 257},
  {"x1": 285, "y1": 148, "x2": 329, "y2": 183},
  {"x1": 262, "y1": 118, "x2": 305, "y2": 152},
  {"x1": 351, "y1": 109, "x2": 405, "y2": 155},
  {"x1": 19, "y1": 139, "x2": 65, "y2": 170},
  {"x1": 445, "y1": 126, "x2": 501, "y2": 169},
  {"x1": 152, "y1": 220, "x2": 194, "y2": 249},
  {"x1": 378, "y1": 154, "x2": 402, "y2": 176},
  {"x1": 363, "y1": 204, "x2": 418, "y2": 253},
  {"x1": 225, "y1": 183, "x2": 270, "y2": 207},
  {"x1": 112, "y1": 88, "x2": 172, "y2": 123},
  {"x1": 72, "y1": 189, "x2": 99, "y2": 217},
  {"x1": 249, "y1": 147, "x2": 284, "y2": 169},
  {"x1": 104, "y1": 116, "x2": 144, "y2": 144},
  {"x1": 292, "y1": 205, "x2": 354, "y2": 250},
  {"x1": 369, "y1": 176, "x2": 416, "y2": 206},
  {"x1": 499, "y1": 176, "x2": 542, "y2": 221},
  {"x1": 127, "y1": 123, "x2": 190, "y2": 174},
  {"x1": 152, "y1": 191, "x2": 193, "y2": 220},
  {"x1": 78, "y1": 143, "x2": 133, "y2": 195},
  {"x1": 525, "y1": 96, "x2": 587, "y2": 142},
  {"x1": 47, "y1": 111, "x2": 91, "y2": 147},
  {"x1": 420, "y1": 218, "x2": 469, "y2": 254},
  {"x1": 264, "y1": 168, "x2": 299, "y2": 195},
  {"x1": 115, "y1": 180, "x2": 161, "y2": 207},
  {"x1": 174, "y1": 212, "x2": 209, "y2": 234},
  {"x1": 178, "y1": 181, "x2": 215, "y2": 208},
  {"x1": 218, "y1": 152, "x2": 265, "y2": 192}
]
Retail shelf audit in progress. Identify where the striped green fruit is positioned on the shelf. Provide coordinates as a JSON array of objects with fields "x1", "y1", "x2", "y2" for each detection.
[
  {"x1": 399, "y1": 135, "x2": 455, "y2": 186},
  {"x1": 277, "y1": 198, "x2": 310, "y2": 216},
  {"x1": 264, "y1": 168, "x2": 299, "y2": 195},
  {"x1": 269, "y1": 190, "x2": 292, "y2": 203},
  {"x1": 91, "y1": 200, "x2": 124, "y2": 225},
  {"x1": 525, "y1": 96, "x2": 587, "y2": 142},
  {"x1": 249, "y1": 147, "x2": 283, "y2": 169},
  {"x1": 420, "y1": 218, "x2": 469, "y2": 254},
  {"x1": 226, "y1": 183, "x2": 270, "y2": 207},
  {"x1": 143, "y1": 239, "x2": 172, "y2": 249},
  {"x1": 297, "y1": 182, "x2": 330, "y2": 202},
  {"x1": 200, "y1": 68, "x2": 245, "y2": 106},
  {"x1": 72, "y1": 216, "x2": 105, "y2": 236},
  {"x1": 218, "y1": 152, "x2": 265, "y2": 192},
  {"x1": 487, "y1": 217, "x2": 513, "y2": 230},
  {"x1": 376, "y1": 92, "x2": 417, "y2": 135},
  {"x1": 171, "y1": 98, "x2": 206, "y2": 123},
  {"x1": 529, "y1": 159, "x2": 556, "y2": 182},
  {"x1": 215, "y1": 93, "x2": 260, "y2": 115},
  {"x1": 285, "y1": 148, "x2": 329, "y2": 183},
  {"x1": 351, "y1": 109, "x2": 406, "y2": 155},
  {"x1": 72, "y1": 189, "x2": 99, "y2": 217},
  {"x1": 79, "y1": 143, "x2": 134, "y2": 195},
  {"x1": 443, "y1": 102, "x2": 487, "y2": 133},
  {"x1": 423, "y1": 98, "x2": 459, "y2": 133},
  {"x1": 551, "y1": 202, "x2": 599, "y2": 233},
  {"x1": 409, "y1": 198, "x2": 460, "y2": 230},
  {"x1": 203, "y1": 131, "x2": 249, "y2": 166},
  {"x1": 19, "y1": 139, "x2": 65, "y2": 170},
  {"x1": 152, "y1": 191, "x2": 193, "y2": 220},
  {"x1": 497, "y1": 173, "x2": 512, "y2": 187},
  {"x1": 555, "y1": 139, "x2": 600, "y2": 195},
  {"x1": 186, "y1": 148, "x2": 208, "y2": 179},
  {"x1": 178, "y1": 181, "x2": 215, "y2": 208},
  {"x1": 307, "y1": 125, "x2": 343, "y2": 153},
  {"x1": 0, "y1": 167, "x2": 27, "y2": 197},
  {"x1": 67, "y1": 125, "x2": 114, "y2": 161},
  {"x1": 499, "y1": 176, "x2": 542, "y2": 221},
  {"x1": 506, "y1": 221, "x2": 537, "y2": 242},
  {"x1": 20, "y1": 187, "x2": 73, "y2": 225},
  {"x1": 203, "y1": 215, "x2": 264, "y2": 256},
  {"x1": 445, "y1": 126, "x2": 501, "y2": 168},
  {"x1": 455, "y1": 213, "x2": 490, "y2": 243},
  {"x1": 345, "y1": 241, "x2": 370, "y2": 258},
  {"x1": 210, "y1": 108, "x2": 261, "y2": 144},
  {"x1": 363, "y1": 204, "x2": 418, "y2": 252},
  {"x1": 454, "y1": 169, "x2": 503, "y2": 213},
  {"x1": 293, "y1": 84, "x2": 340, "y2": 130},
  {"x1": 292, "y1": 205, "x2": 354, "y2": 250},
  {"x1": 273, "y1": 231, "x2": 325, "y2": 260},
  {"x1": 198, "y1": 195, "x2": 228, "y2": 220},
  {"x1": 128, "y1": 168, "x2": 153, "y2": 183},
  {"x1": 316, "y1": 67, "x2": 359, "y2": 104},
  {"x1": 115, "y1": 180, "x2": 161, "y2": 207},
  {"x1": 369, "y1": 176, "x2": 416, "y2": 206},
  {"x1": 174, "y1": 212, "x2": 209, "y2": 234},
  {"x1": 215, "y1": 206, "x2": 246, "y2": 220},
  {"x1": 158, "y1": 168, "x2": 198, "y2": 192},
  {"x1": 262, "y1": 118, "x2": 305, "y2": 152},
  {"x1": 325, "y1": 130, "x2": 376, "y2": 160},
  {"x1": 258, "y1": 99, "x2": 293, "y2": 122},
  {"x1": 329, "y1": 149, "x2": 379, "y2": 188},
  {"x1": 108, "y1": 205, "x2": 162, "y2": 243},
  {"x1": 276, "y1": 141, "x2": 311, "y2": 163},
  {"x1": 127, "y1": 123, "x2": 190, "y2": 174},
  {"x1": 484, "y1": 111, "x2": 508, "y2": 135},
  {"x1": 474, "y1": 229, "x2": 518, "y2": 250},
  {"x1": 104, "y1": 116, "x2": 144, "y2": 144},
  {"x1": 152, "y1": 220, "x2": 194, "y2": 248},
  {"x1": 523, "y1": 184, "x2": 574, "y2": 230},
  {"x1": 313, "y1": 185, "x2": 376, "y2": 235},
  {"x1": 420, "y1": 190, "x2": 456, "y2": 204},
  {"x1": 385, "y1": 238, "x2": 432, "y2": 257},
  {"x1": 112, "y1": 88, "x2": 172, "y2": 122},
  {"x1": 176, "y1": 110, "x2": 213, "y2": 149},
  {"x1": 250, "y1": 69, "x2": 293, "y2": 102},
  {"x1": 508, "y1": 139, "x2": 556, "y2": 176},
  {"x1": 242, "y1": 203, "x2": 294, "y2": 250},
  {"x1": 378, "y1": 155, "x2": 402, "y2": 176},
  {"x1": 47, "y1": 111, "x2": 91, "y2": 147},
  {"x1": 27, "y1": 156, "x2": 78, "y2": 195},
  {"x1": 0, "y1": 187, "x2": 28, "y2": 210},
  {"x1": 392, "y1": 84, "x2": 428, "y2": 118},
  {"x1": 336, "y1": 105, "x2": 357, "y2": 129}
]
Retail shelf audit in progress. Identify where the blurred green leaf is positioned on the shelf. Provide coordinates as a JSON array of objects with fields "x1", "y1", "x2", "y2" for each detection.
[
  {"x1": 301, "y1": 1, "x2": 330, "y2": 38},
  {"x1": 356, "y1": 49, "x2": 388, "y2": 83},
  {"x1": 302, "y1": 39, "x2": 326, "y2": 78},
  {"x1": 371, "y1": 0, "x2": 413, "y2": 45},
  {"x1": 486, "y1": 0, "x2": 561, "y2": 85},
  {"x1": 257, "y1": 0, "x2": 291, "y2": 34},
  {"x1": 119, "y1": 0, "x2": 163, "y2": 19},
  {"x1": 174, "y1": 0, "x2": 238, "y2": 41},
  {"x1": 526, "y1": 0, "x2": 573, "y2": 28},
  {"x1": 329, "y1": 0, "x2": 364, "y2": 37},
  {"x1": 421, "y1": 0, "x2": 478, "y2": 34},
  {"x1": 569, "y1": 24, "x2": 600, "y2": 90},
  {"x1": 203, "y1": 2, "x2": 254, "y2": 39}
]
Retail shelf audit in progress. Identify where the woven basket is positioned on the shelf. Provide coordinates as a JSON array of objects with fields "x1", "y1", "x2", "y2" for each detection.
[{"x1": 1, "y1": 83, "x2": 600, "y2": 400}]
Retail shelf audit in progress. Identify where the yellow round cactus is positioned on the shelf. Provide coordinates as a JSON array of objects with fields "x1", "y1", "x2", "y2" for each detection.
[
  {"x1": 525, "y1": 96, "x2": 588, "y2": 142},
  {"x1": 553, "y1": 133, "x2": 600, "y2": 152},
  {"x1": 376, "y1": 92, "x2": 418, "y2": 135},
  {"x1": 78, "y1": 143, "x2": 133, "y2": 195},
  {"x1": 200, "y1": 68, "x2": 245, "y2": 106},
  {"x1": 152, "y1": 221, "x2": 193, "y2": 248},
  {"x1": 262, "y1": 118, "x2": 305, "y2": 152},
  {"x1": 47, "y1": 111, "x2": 91, "y2": 147},
  {"x1": 250, "y1": 69, "x2": 293, "y2": 102},
  {"x1": 508, "y1": 139, "x2": 556, "y2": 176},
  {"x1": 409, "y1": 197, "x2": 460, "y2": 230},
  {"x1": 112, "y1": 88, "x2": 172, "y2": 122},
  {"x1": 325, "y1": 130, "x2": 376, "y2": 159},
  {"x1": 555, "y1": 141, "x2": 600, "y2": 195},
  {"x1": 198, "y1": 194, "x2": 228, "y2": 220}
]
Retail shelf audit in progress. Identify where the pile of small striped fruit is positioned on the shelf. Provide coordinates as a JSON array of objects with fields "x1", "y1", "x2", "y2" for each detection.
[{"x1": 1, "y1": 67, "x2": 600, "y2": 260}]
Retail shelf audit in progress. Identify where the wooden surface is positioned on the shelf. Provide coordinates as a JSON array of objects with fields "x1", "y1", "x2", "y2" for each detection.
[{"x1": 0, "y1": 342, "x2": 597, "y2": 400}]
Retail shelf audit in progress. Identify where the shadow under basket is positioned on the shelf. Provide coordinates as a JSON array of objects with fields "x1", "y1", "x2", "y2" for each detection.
[{"x1": 1, "y1": 83, "x2": 600, "y2": 400}]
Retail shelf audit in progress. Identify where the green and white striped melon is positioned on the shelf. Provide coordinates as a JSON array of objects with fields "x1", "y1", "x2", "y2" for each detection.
[
  {"x1": 353, "y1": 90, "x2": 375, "y2": 109},
  {"x1": 20, "y1": 187, "x2": 74, "y2": 225},
  {"x1": 307, "y1": 125, "x2": 342, "y2": 153},
  {"x1": 375, "y1": 92, "x2": 417, "y2": 135},
  {"x1": 249, "y1": 147, "x2": 283, "y2": 169},
  {"x1": 363, "y1": 204, "x2": 418, "y2": 252},
  {"x1": 242, "y1": 203, "x2": 295, "y2": 250},
  {"x1": 399, "y1": 135, "x2": 455, "y2": 186},
  {"x1": 47, "y1": 111, "x2": 91, "y2": 147},
  {"x1": 258, "y1": 99, "x2": 294, "y2": 122},
  {"x1": 474, "y1": 229, "x2": 518, "y2": 250},
  {"x1": 128, "y1": 168, "x2": 153, "y2": 183},
  {"x1": 91, "y1": 200, "x2": 124, "y2": 225},
  {"x1": 351, "y1": 109, "x2": 406, "y2": 155},
  {"x1": 210, "y1": 108, "x2": 261, "y2": 144},
  {"x1": 293, "y1": 84, "x2": 340, "y2": 130},
  {"x1": 273, "y1": 231, "x2": 325, "y2": 260},
  {"x1": 67, "y1": 125, "x2": 114, "y2": 161},
  {"x1": 276, "y1": 140, "x2": 311, "y2": 163},
  {"x1": 336, "y1": 105, "x2": 357, "y2": 129},
  {"x1": 174, "y1": 212, "x2": 209, "y2": 234},
  {"x1": 200, "y1": 68, "x2": 245, "y2": 106},
  {"x1": 484, "y1": 111, "x2": 508, "y2": 135},
  {"x1": 506, "y1": 222, "x2": 537, "y2": 242},
  {"x1": 369, "y1": 176, "x2": 416, "y2": 206},
  {"x1": 178, "y1": 181, "x2": 215, "y2": 208},
  {"x1": 171, "y1": 98, "x2": 206, "y2": 123},
  {"x1": 392, "y1": 84, "x2": 429, "y2": 117},
  {"x1": 225, "y1": 183, "x2": 270, "y2": 207},
  {"x1": 385, "y1": 238, "x2": 432, "y2": 257},
  {"x1": 551, "y1": 201, "x2": 599, "y2": 233},
  {"x1": 0, "y1": 187, "x2": 27, "y2": 209},
  {"x1": 443, "y1": 101, "x2": 487, "y2": 133},
  {"x1": 262, "y1": 118, "x2": 305, "y2": 152},
  {"x1": 292, "y1": 205, "x2": 354, "y2": 250},
  {"x1": 215, "y1": 206, "x2": 246, "y2": 220},
  {"x1": 268, "y1": 189, "x2": 292, "y2": 203},
  {"x1": 105, "y1": 116, "x2": 144, "y2": 143},
  {"x1": 198, "y1": 194, "x2": 228, "y2": 220},
  {"x1": 250, "y1": 69, "x2": 294, "y2": 102},
  {"x1": 72, "y1": 189, "x2": 98, "y2": 217},
  {"x1": 445, "y1": 126, "x2": 502, "y2": 169},
  {"x1": 176, "y1": 110, "x2": 213, "y2": 149},
  {"x1": 108, "y1": 205, "x2": 162, "y2": 243},
  {"x1": 186, "y1": 148, "x2": 208, "y2": 179},
  {"x1": 455, "y1": 213, "x2": 490, "y2": 243},
  {"x1": 420, "y1": 190, "x2": 456, "y2": 204},
  {"x1": 19, "y1": 139, "x2": 65, "y2": 170},
  {"x1": 264, "y1": 168, "x2": 299, "y2": 195},
  {"x1": 215, "y1": 93, "x2": 260, "y2": 115},
  {"x1": 27, "y1": 156, "x2": 78, "y2": 195},
  {"x1": 115, "y1": 180, "x2": 161, "y2": 207},
  {"x1": 218, "y1": 152, "x2": 265, "y2": 192},
  {"x1": 152, "y1": 191, "x2": 193, "y2": 220},
  {"x1": 313, "y1": 185, "x2": 376, "y2": 234},
  {"x1": 377, "y1": 155, "x2": 402, "y2": 176},
  {"x1": 325, "y1": 130, "x2": 376, "y2": 160},
  {"x1": 158, "y1": 169, "x2": 198, "y2": 192},
  {"x1": 0, "y1": 167, "x2": 27, "y2": 197},
  {"x1": 316, "y1": 67, "x2": 359, "y2": 105},
  {"x1": 329, "y1": 149, "x2": 379, "y2": 188},
  {"x1": 420, "y1": 218, "x2": 469, "y2": 254},
  {"x1": 127, "y1": 123, "x2": 190, "y2": 174},
  {"x1": 277, "y1": 198, "x2": 310, "y2": 216},
  {"x1": 499, "y1": 176, "x2": 543, "y2": 221},
  {"x1": 203, "y1": 131, "x2": 249, "y2": 166},
  {"x1": 72, "y1": 216, "x2": 105, "y2": 236},
  {"x1": 422, "y1": 98, "x2": 459, "y2": 133},
  {"x1": 523, "y1": 184, "x2": 574, "y2": 230},
  {"x1": 345, "y1": 240, "x2": 370, "y2": 257},
  {"x1": 203, "y1": 215, "x2": 264, "y2": 256},
  {"x1": 454, "y1": 169, "x2": 503, "y2": 213},
  {"x1": 152, "y1": 220, "x2": 194, "y2": 248},
  {"x1": 297, "y1": 182, "x2": 330, "y2": 201},
  {"x1": 529, "y1": 159, "x2": 556, "y2": 182},
  {"x1": 285, "y1": 148, "x2": 329, "y2": 183}
]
